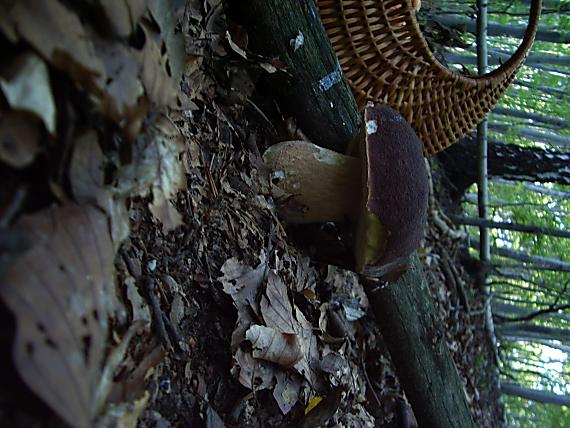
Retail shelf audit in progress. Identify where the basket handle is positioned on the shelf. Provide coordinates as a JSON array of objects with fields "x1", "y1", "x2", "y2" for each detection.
[{"x1": 475, "y1": 0, "x2": 542, "y2": 83}]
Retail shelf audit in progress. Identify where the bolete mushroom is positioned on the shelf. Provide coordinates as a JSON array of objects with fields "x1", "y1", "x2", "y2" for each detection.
[{"x1": 263, "y1": 104, "x2": 428, "y2": 278}]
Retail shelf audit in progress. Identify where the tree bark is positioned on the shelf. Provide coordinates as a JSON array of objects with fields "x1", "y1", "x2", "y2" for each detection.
[
  {"x1": 501, "y1": 383, "x2": 570, "y2": 406},
  {"x1": 366, "y1": 254, "x2": 477, "y2": 428},
  {"x1": 438, "y1": 136, "x2": 570, "y2": 200},
  {"x1": 235, "y1": 0, "x2": 361, "y2": 153},
  {"x1": 449, "y1": 215, "x2": 570, "y2": 239}
]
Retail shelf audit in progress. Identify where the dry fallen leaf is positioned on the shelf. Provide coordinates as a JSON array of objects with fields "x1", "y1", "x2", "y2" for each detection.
[
  {"x1": 222, "y1": 255, "x2": 323, "y2": 409},
  {"x1": 0, "y1": 52, "x2": 56, "y2": 134},
  {"x1": 136, "y1": 24, "x2": 178, "y2": 108},
  {"x1": 273, "y1": 371, "x2": 302, "y2": 414},
  {"x1": 99, "y1": 0, "x2": 148, "y2": 36},
  {"x1": 0, "y1": 204, "x2": 118, "y2": 428},
  {"x1": 246, "y1": 324, "x2": 302, "y2": 367},
  {"x1": 0, "y1": 110, "x2": 42, "y2": 168},
  {"x1": 220, "y1": 254, "x2": 267, "y2": 348},
  {"x1": 148, "y1": 0, "x2": 186, "y2": 83},
  {"x1": 234, "y1": 348, "x2": 275, "y2": 391},
  {"x1": 114, "y1": 116, "x2": 186, "y2": 232},
  {"x1": 94, "y1": 39, "x2": 145, "y2": 121},
  {"x1": 1, "y1": 0, "x2": 106, "y2": 95},
  {"x1": 70, "y1": 130, "x2": 130, "y2": 246},
  {"x1": 261, "y1": 270, "x2": 297, "y2": 335}
]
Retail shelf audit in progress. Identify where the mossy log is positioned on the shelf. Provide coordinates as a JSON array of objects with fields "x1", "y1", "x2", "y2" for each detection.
[
  {"x1": 237, "y1": 1, "x2": 476, "y2": 427},
  {"x1": 236, "y1": 0, "x2": 362, "y2": 152},
  {"x1": 366, "y1": 254, "x2": 476, "y2": 428}
]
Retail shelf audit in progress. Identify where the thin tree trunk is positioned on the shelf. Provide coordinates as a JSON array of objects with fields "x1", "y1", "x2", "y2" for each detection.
[
  {"x1": 521, "y1": 182, "x2": 570, "y2": 198},
  {"x1": 432, "y1": 14, "x2": 570, "y2": 43},
  {"x1": 501, "y1": 383, "x2": 570, "y2": 406},
  {"x1": 488, "y1": 124, "x2": 570, "y2": 148},
  {"x1": 444, "y1": 51, "x2": 570, "y2": 68},
  {"x1": 450, "y1": 215, "x2": 570, "y2": 239},
  {"x1": 469, "y1": 239, "x2": 570, "y2": 272},
  {"x1": 492, "y1": 107, "x2": 569, "y2": 129},
  {"x1": 497, "y1": 323, "x2": 570, "y2": 342},
  {"x1": 366, "y1": 254, "x2": 477, "y2": 428},
  {"x1": 513, "y1": 79, "x2": 570, "y2": 99}
]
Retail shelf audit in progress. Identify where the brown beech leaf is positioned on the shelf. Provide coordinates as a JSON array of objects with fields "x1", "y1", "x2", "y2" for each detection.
[
  {"x1": 148, "y1": 0, "x2": 186, "y2": 83},
  {"x1": 220, "y1": 254, "x2": 267, "y2": 348},
  {"x1": 0, "y1": 110, "x2": 42, "y2": 168},
  {"x1": 94, "y1": 40, "x2": 144, "y2": 121},
  {"x1": 261, "y1": 270, "x2": 296, "y2": 335},
  {"x1": 70, "y1": 131, "x2": 130, "y2": 246},
  {"x1": 246, "y1": 324, "x2": 302, "y2": 368},
  {"x1": 0, "y1": 53, "x2": 56, "y2": 134},
  {"x1": 0, "y1": 203, "x2": 118, "y2": 428},
  {"x1": 234, "y1": 348, "x2": 275, "y2": 391},
  {"x1": 114, "y1": 116, "x2": 186, "y2": 232},
  {"x1": 273, "y1": 371, "x2": 302, "y2": 415},
  {"x1": 1, "y1": 0, "x2": 106, "y2": 95},
  {"x1": 136, "y1": 24, "x2": 178, "y2": 108},
  {"x1": 99, "y1": 0, "x2": 148, "y2": 37}
]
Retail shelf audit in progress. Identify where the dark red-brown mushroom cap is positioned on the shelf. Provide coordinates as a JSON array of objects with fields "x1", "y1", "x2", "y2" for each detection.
[{"x1": 358, "y1": 104, "x2": 428, "y2": 277}]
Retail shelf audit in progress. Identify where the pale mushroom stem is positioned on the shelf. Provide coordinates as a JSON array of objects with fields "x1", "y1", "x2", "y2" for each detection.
[{"x1": 263, "y1": 141, "x2": 362, "y2": 224}]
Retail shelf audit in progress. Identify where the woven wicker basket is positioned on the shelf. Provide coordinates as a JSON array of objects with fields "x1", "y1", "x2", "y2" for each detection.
[{"x1": 316, "y1": 0, "x2": 542, "y2": 155}]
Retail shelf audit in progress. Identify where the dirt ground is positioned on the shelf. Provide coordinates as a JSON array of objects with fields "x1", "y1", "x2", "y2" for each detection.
[{"x1": 0, "y1": 1, "x2": 502, "y2": 427}]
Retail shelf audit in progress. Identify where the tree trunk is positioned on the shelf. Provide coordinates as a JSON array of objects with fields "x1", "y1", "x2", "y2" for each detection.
[
  {"x1": 501, "y1": 383, "x2": 570, "y2": 406},
  {"x1": 235, "y1": 0, "x2": 361, "y2": 153},
  {"x1": 497, "y1": 323, "x2": 570, "y2": 342},
  {"x1": 488, "y1": 124, "x2": 570, "y2": 148},
  {"x1": 449, "y1": 215, "x2": 570, "y2": 239},
  {"x1": 366, "y1": 254, "x2": 477, "y2": 428},
  {"x1": 513, "y1": 79, "x2": 570, "y2": 99},
  {"x1": 470, "y1": 238, "x2": 570, "y2": 272},
  {"x1": 438, "y1": 136, "x2": 570, "y2": 200},
  {"x1": 432, "y1": 14, "x2": 570, "y2": 44},
  {"x1": 492, "y1": 107, "x2": 569, "y2": 129},
  {"x1": 443, "y1": 51, "x2": 570, "y2": 68}
]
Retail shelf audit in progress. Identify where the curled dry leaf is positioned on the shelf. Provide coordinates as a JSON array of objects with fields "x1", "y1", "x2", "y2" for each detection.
[
  {"x1": 246, "y1": 324, "x2": 303, "y2": 368},
  {"x1": 0, "y1": 204, "x2": 118, "y2": 428},
  {"x1": 0, "y1": 52, "x2": 56, "y2": 134},
  {"x1": 0, "y1": 110, "x2": 42, "y2": 168},
  {"x1": 220, "y1": 254, "x2": 267, "y2": 348},
  {"x1": 0, "y1": 0, "x2": 105, "y2": 95}
]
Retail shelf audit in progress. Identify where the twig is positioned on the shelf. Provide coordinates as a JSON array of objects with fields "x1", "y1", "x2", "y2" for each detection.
[
  {"x1": 425, "y1": 160, "x2": 466, "y2": 240},
  {"x1": 141, "y1": 276, "x2": 172, "y2": 350}
]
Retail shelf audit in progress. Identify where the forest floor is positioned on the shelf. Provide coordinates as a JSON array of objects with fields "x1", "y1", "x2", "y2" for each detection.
[{"x1": 0, "y1": 1, "x2": 503, "y2": 427}]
